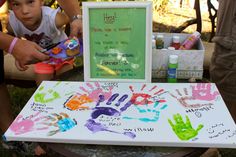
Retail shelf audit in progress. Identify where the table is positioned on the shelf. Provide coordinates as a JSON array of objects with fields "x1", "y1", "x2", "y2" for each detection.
[
  {"x1": 41, "y1": 143, "x2": 206, "y2": 157},
  {"x1": 40, "y1": 67, "x2": 208, "y2": 157},
  {"x1": 56, "y1": 66, "x2": 210, "y2": 83}
]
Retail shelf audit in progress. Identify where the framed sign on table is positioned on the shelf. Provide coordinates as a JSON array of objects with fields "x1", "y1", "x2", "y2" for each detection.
[{"x1": 83, "y1": 2, "x2": 152, "y2": 82}]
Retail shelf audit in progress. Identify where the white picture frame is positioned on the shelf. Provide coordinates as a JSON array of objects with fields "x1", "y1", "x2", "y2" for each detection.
[{"x1": 83, "y1": 1, "x2": 152, "y2": 82}]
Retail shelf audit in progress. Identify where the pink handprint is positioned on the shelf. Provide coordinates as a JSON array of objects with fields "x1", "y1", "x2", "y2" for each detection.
[
  {"x1": 9, "y1": 112, "x2": 48, "y2": 135},
  {"x1": 191, "y1": 83, "x2": 219, "y2": 101},
  {"x1": 170, "y1": 88, "x2": 213, "y2": 108},
  {"x1": 79, "y1": 82, "x2": 113, "y2": 101}
]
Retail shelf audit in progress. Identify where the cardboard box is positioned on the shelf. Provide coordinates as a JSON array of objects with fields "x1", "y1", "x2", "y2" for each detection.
[{"x1": 152, "y1": 33, "x2": 205, "y2": 79}]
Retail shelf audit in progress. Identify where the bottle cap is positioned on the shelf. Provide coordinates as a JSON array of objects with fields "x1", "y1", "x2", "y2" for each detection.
[
  {"x1": 152, "y1": 35, "x2": 156, "y2": 40},
  {"x1": 156, "y1": 34, "x2": 164, "y2": 39},
  {"x1": 173, "y1": 36, "x2": 180, "y2": 43},
  {"x1": 169, "y1": 55, "x2": 178, "y2": 64},
  {"x1": 167, "y1": 47, "x2": 175, "y2": 50}
]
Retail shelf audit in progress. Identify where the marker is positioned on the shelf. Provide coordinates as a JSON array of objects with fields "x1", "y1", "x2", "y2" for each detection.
[{"x1": 39, "y1": 42, "x2": 61, "y2": 53}]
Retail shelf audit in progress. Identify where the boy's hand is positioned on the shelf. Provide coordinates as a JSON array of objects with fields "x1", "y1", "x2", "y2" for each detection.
[{"x1": 11, "y1": 39, "x2": 49, "y2": 66}]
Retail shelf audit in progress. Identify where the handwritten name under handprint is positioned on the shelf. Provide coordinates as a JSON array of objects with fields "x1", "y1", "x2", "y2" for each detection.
[
  {"x1": 129, "y1": 84, "x2": 166, "y2": 105},
  {"x1": 170, "y1": 84, "x2": 219, "y2": 108},
  {"x1": 85, "y1": 93, "x2": 136, "y2": 138},
  {"x1": 168, "y1": 113, "x2": 203, "y2": 141},
  {"x1": 64, "y1": 82, "x2": 113, "y2": 111}
]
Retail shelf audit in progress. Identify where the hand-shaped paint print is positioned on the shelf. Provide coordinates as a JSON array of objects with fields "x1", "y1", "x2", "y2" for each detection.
[
  {"x1": 64, "y1": 94, "x2": 93, "y2": 111},
  {"x1": 64, "y1": 82, "x2": 113, "y2": 111},
  {"x1": 85, "y1": 93, "x2": 136, "y2": 138},
  {"x1": 170, "y1": 87, "x2": 214, "y2": 108},
  {"x1": 9, "y1": 112, "x2": 48, "y2": 135},
  {"x1": 34, "y1": 86, "x2": 60, "y2": 104},
  {"x1": 123, "y1": 101, "x2": 168, "y2": 122},
  {"x1": 43, "y1": 112, "x2": 77, "y2": 136},
  {"x1": 129, "y1": 84, "x2": 166, "y2": 106},
  {"x1": 79, "y1": 82, "x2": 113, "y2": 102},
  {"x1": 91, "y1": 93, "x2": 132, "y2": 119},
  {"x1": 191, "y1": 83, "x2": 219, "y2": 101},
  {"x1": 168, "y1": 114, "x2": 203, "y2": 141}
]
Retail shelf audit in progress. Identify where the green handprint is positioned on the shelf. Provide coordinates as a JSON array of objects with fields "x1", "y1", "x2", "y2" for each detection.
[
  {"x1": 34, "y1": 86, "x2": 60, "y2": 103},
  {"x1": 168, "y1": 113, "x2": 203, "y2": 141}
]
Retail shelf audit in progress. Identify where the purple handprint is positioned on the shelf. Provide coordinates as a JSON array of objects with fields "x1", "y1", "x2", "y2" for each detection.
[
  {"x1": 191, "y1": 83, "x2": 219, "y2": 101},
  {"x1": 85, "y1": 93, "x2": 136, "y2": 138},
  {"x1": 91, "y1": 94, "x2": 132, "y2": 119},
  {"x1": 85, "y1": 119, "x2": 135, "y2": 138}
]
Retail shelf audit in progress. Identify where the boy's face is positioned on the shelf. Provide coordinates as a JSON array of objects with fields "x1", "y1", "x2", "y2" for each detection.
[{"x1": 10, "y1": 0, "x2": 44, "y2": 30}]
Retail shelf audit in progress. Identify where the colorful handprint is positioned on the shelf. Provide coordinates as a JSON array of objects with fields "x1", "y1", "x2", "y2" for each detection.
[
  {"x1": 9, "y1": 112, "x2": 48, "y2": 135},
  {"x1": 85, "y1": 119, "x2": 136, "y2": 139},
  {"x1": 34, "y1": 86, "x2": 60, "y2": 104},
  {"x1": 85, "y1": 93, "x2": 136, "y2": 138},
  {"x1": 123, "y1": 101, "x2": 168, "y2": 122},
  {"x1": 191, "y1": 83, "x2": 219, "y2": 101},
  {"x1": 43, "y1": 112, "x2": 77, "y2": 136},
  {"x1": 169, "y1": 87, "x2": 214, "y2": 108},
  {"x1": 168, "y1": 113, "x2": 203, "y2": 140},
  {"x1": 129, "y1": 84, "x2": 166, "y2": 105},
  {"x1": 64, "y1": 94, "x2": 93, "y2": 111},
  {"x1": 79, "y1": 82, "x2": 113, "y2": 102},
  {"x1": 63, "y1": 82, "x2": 113, "y2": 111}
]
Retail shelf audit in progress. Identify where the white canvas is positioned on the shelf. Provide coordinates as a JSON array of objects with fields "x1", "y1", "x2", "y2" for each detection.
[{"x1": 4, "y1": 81, "x2": 236, "y2": 148}]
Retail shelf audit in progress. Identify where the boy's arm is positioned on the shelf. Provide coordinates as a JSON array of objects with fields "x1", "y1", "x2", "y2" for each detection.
[
  {"x1": 55, "y1": 12, "x2": 70, "y2": 29},
  {"x1": 57, "y1": 0, "x2": 82, "y2": 37},
  {"x1": 57, "y1": 0, "x2": 81, "y2": 21}
]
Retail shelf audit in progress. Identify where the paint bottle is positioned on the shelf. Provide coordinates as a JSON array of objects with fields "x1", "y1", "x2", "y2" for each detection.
[
  {"x1": 171, "y1": 35, "x2": 181, "y2": 49},
  {"x1": 155, "y1": 34, "x2": 164, "y2": 49},
  {"x1": 152, "y1": 35, "x2": 156, "y2": 49},
  {"x1": 167, "y1": 55, "x2": 178, "y2": 83},
  {"x1": 179, "y1": 31, "x2": 201, "y2": 50}
]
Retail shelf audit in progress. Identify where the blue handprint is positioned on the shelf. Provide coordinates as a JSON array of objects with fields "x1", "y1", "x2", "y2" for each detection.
[
  {"x1": 43, "y1": 113, "x2": 77, "y2": 136},
  {"x1": 123, "y1": 101, "x2": 168, "y2": 122},
  {"x1": 85, "y1": 93, "x2": 136, "y2": 138}
]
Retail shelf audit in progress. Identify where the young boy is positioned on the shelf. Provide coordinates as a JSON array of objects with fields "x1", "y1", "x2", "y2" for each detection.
[{"x1": 7, "y1": 0, "x2": 73, "y2": 85}]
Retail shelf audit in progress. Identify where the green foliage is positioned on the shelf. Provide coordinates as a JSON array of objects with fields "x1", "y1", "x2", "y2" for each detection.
[
  {"x1": 7, "y1": 85, "x2": 36, "y2": 117},
  {"x1": 153, "y1": 0, "x2": 169, "y2": 14}
]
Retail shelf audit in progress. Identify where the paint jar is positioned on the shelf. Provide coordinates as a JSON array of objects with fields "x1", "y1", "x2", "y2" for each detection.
[
  {"x1": 179, "y1": 31, "x2": 201, "y2": 50},
  {"x1": 152, "y1": 35, "x2": 156, "y2": 49},
  {"x1": 155, "y1": 34, "x2": 164, "y2": 49},
  {"x1": 167, "y1": 55, "x2": 178, "y2": 83},
  {"x1": 171, "y1": 35, "x2": 181, "y2": 50}
]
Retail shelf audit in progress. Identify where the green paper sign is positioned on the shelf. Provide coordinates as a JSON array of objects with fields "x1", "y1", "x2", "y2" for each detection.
[
  {"x1": 83, "y1": 2, "x2": 152, "y2": 82},
  {"x1": 89, "y1": 8, "x2": 146, "y2": 79}
]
